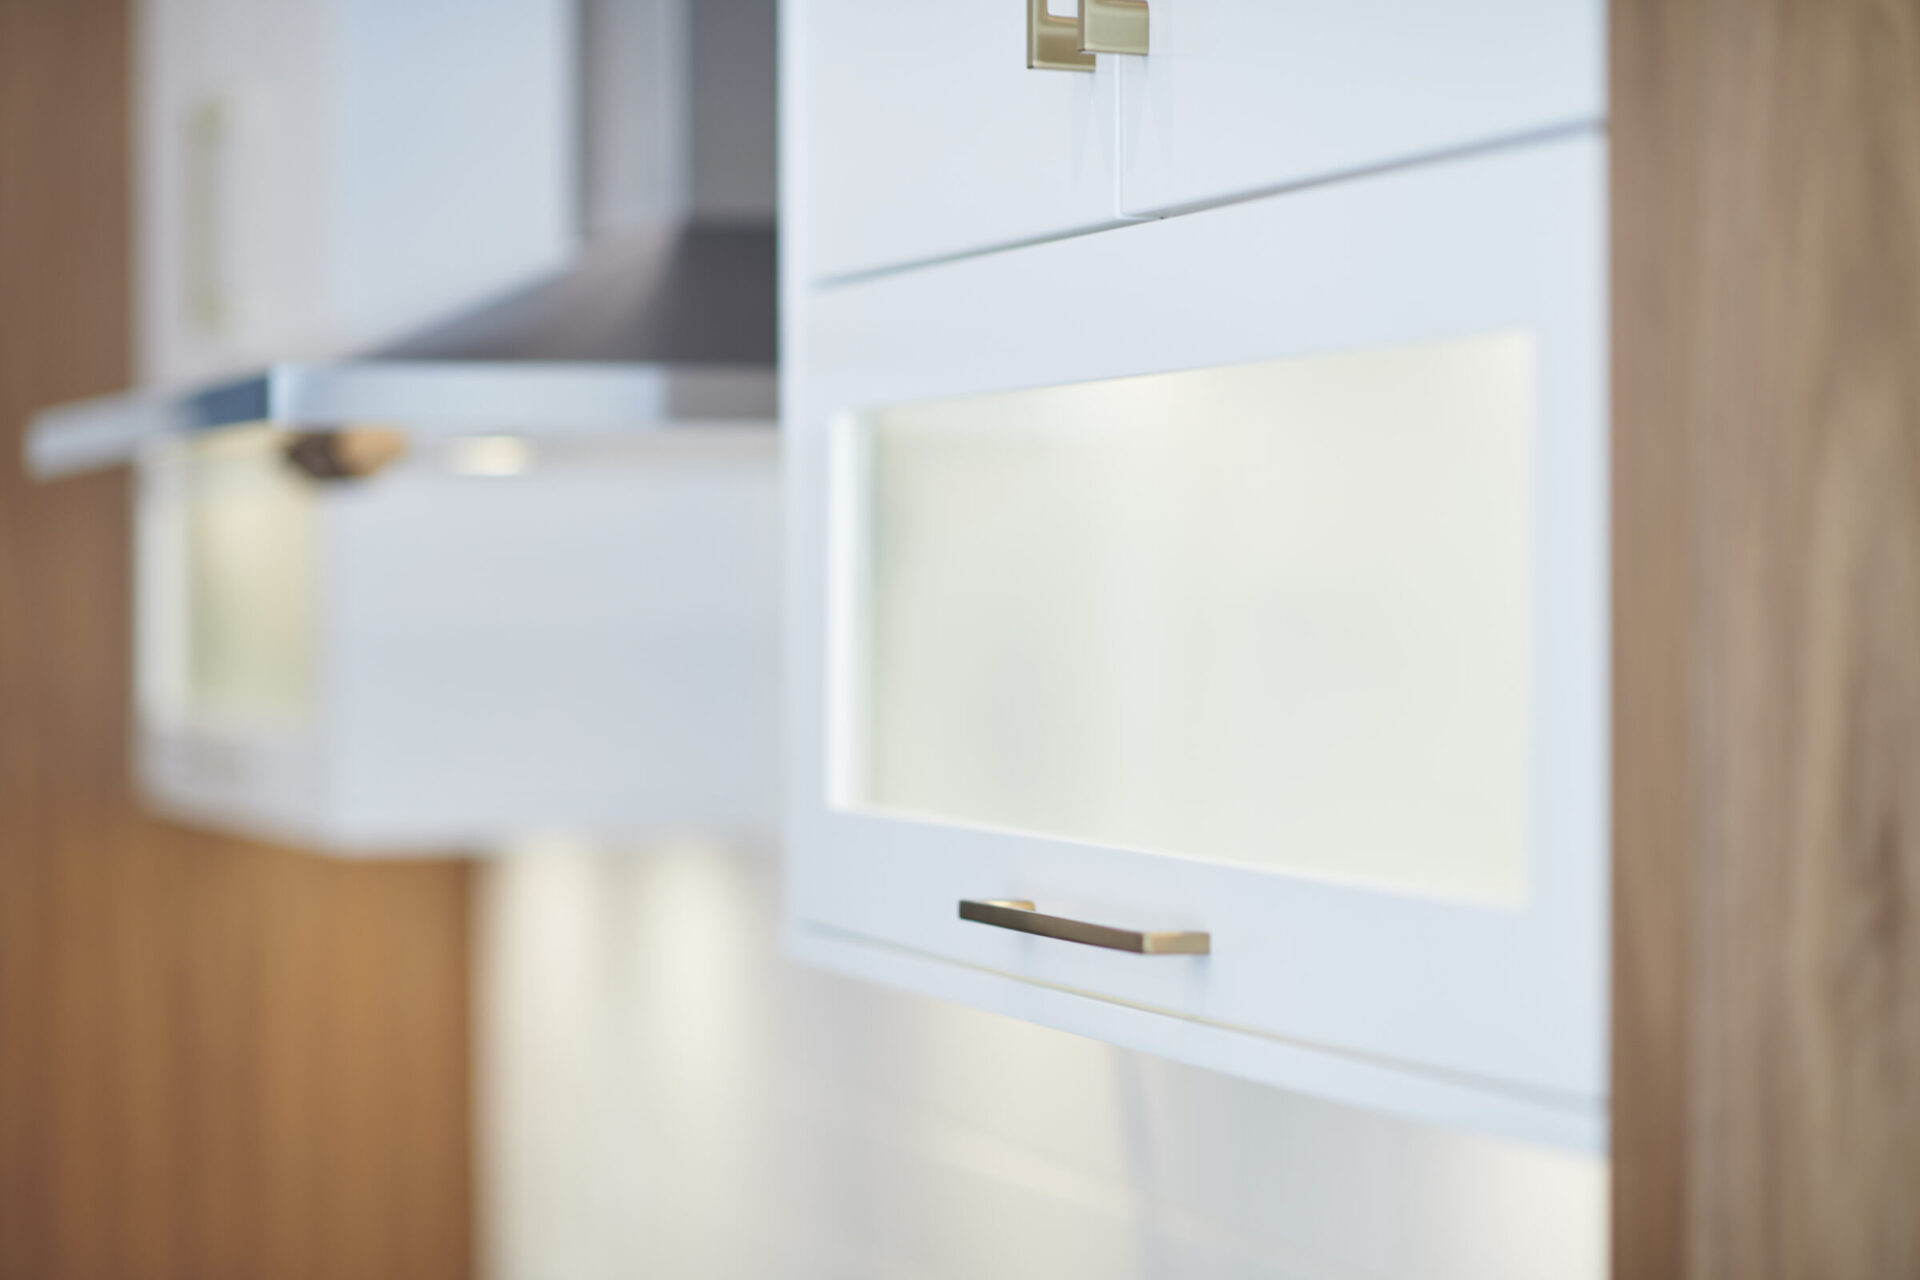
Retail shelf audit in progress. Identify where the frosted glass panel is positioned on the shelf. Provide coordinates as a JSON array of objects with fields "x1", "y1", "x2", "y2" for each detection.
[
  {"x1": 183, "y1": 429, "x2": 318, "y2": 726},
  {"x1": 851, "y1": 333, "x2": 1533, "y2": 902}
]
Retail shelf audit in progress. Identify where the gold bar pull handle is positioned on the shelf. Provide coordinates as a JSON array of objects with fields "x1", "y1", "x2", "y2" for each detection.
[
  {"x1": 959, "y1": 899, "x2": 1208, "y2": 955},
  {"x1": 1080, "y1": 0, "x2": 1148, "y2": 55},
  {"x1": 1028, "y1": 0, "x2": 1095, "y2": 70}
]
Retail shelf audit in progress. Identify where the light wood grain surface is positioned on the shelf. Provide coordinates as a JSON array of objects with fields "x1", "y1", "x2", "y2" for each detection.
[
  {"x1": 0, "y1": 3, "x2": 473, "y2": 1276},
  {"x1": 1614, "y1": 0, "x2": 1920, "y2": 1274}
]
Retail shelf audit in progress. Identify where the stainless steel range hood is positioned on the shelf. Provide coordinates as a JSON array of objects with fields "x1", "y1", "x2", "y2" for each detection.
[{"x1": 27, "y1": 0, "x2": 777, "y2": 480}]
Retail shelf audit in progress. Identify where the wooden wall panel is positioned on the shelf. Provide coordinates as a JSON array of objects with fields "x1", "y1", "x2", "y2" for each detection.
[
  {"x1": 0, "y1": 3, "x2": 473, "y2": 1278},
  {"x1": 1614, "y1": 0, "x2": 1920, "y2": 1275}
]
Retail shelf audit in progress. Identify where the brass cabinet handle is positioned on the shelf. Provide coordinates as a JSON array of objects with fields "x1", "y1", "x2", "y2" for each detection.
[
  {"x1": 959, "y1": 899, "x2": 1208, "y2": 954},
  {"x1": 1028, "y1": 0, "x2": 1095, "y2": 71},
  {"x1": 1079, "y1": 0, "x2": 1148, "y2": 55},
  {"x1": 184, "y1": 95, "x2": 235, "y2": 338},
  {"x1": 1027, "y1": 0, "x2": 1147, "y2": 72}
]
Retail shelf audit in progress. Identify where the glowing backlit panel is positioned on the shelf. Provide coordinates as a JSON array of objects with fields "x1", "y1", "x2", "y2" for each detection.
[
  {"x1": 850, "y1": 333, "x2": 1534, "y2": 903},
  {"x1": 182, "y1": 429, "x2": 318, "y2": 727}
]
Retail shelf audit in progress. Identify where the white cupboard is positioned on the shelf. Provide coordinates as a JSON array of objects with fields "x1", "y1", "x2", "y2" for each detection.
[
  {"x1": 783, "y1": 0, "x2": 1608, "y2": 1145},
  {"x1": 791, "y1": 0, "x2": 1604, "y2": 281},
  {"x1": 137, "y1": 0, "x2": 575, "y2": 386},
  {"x1": 139, "y1": 418, "x2": 780, "y2": 855}
]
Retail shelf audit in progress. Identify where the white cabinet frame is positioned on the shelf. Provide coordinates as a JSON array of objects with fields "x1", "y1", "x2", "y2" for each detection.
[{"x1": 785, "y1": 133, "x2": 1608, "y2": 1149}]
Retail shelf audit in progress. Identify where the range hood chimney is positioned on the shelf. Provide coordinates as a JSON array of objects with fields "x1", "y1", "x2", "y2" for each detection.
[
  {"x1": 378, "y1": 0, "x2": 777, "y2": 367},
  {"x1": 28, "y1": 0, "x2": 777, "y2": 478}
]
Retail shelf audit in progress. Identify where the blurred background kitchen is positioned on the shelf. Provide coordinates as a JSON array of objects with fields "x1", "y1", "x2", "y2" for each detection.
[
  {"x1": 53, "y1": 0, "x2": 1920, "y2": 1273},
  {"x1": 0, "y1": 3, "x2": 1607, "y2": 1276}
]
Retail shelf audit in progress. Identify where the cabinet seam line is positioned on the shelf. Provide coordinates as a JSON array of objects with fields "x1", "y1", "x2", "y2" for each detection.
[{"x1": 809, "y1": 116, "x2": 1605, "y2": 293}]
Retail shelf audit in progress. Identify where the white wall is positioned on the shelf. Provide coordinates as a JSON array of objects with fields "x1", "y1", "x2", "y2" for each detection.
[{"x1": 477, "y1": 842, "x2": 1606, "y2": 1280}]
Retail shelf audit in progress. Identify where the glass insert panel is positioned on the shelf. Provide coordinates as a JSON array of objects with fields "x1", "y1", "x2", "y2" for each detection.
[
  {"x1": 181, "y1": 428, "x2": 318, "y2": 727},
  {"x1": 850, "y1": 333, "x2": 1533, "y2": 903}
]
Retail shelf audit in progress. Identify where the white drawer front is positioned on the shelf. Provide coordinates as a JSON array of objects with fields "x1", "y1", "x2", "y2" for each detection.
[
  {"x1": 1117, "y1": 0, "x2": 1604, "y2": 216},
  {"x1": 796, "y1": 0, "x2": 1121, "y2": 281}
]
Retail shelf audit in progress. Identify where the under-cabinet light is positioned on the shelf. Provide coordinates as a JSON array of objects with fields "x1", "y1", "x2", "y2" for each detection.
[{"x1": 449, "y1": 435, "x2": 533, "y2": 477}]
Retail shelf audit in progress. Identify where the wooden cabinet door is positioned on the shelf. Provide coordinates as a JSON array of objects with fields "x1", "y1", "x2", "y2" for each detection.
[
  {"x1": 786, "y1": 132, "x2": 1608, "y2": 1147},
  {"x1": 1114, "y1": 0, "x2": 1602, "y2": 217},
  {"x1": 793, "y1": 0, "x2": 1122, "y2": 282}
]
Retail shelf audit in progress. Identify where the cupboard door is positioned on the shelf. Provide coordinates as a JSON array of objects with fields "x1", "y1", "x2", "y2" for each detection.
[
  {"x1": 795, "y1": 0, "x2": 1121, "y2": 282},
  {"x1": 787, "y1": 133, "x2": 1607, "y2": 1146},
  {"x1": 139, "y1": 0, "x2": 574, "y2": 386},
  {"x1": 1115, "y1": 0, "x2": 1602, "y2": 217},
  {"x1": 137, "y1": 428, "x2": 781, "y2": 856}
]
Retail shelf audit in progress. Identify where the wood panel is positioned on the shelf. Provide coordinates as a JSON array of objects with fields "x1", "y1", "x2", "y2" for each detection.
[
  {"x1": 1614, "y1": 0, "x2": 1920, "y2": 1274},
  {"x1": 0, "y1": 3, "x2": 473, "y2": 1277}
]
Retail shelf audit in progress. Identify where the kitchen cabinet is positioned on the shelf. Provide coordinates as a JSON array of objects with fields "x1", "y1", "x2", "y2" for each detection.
[
  {"x1": 782, "y1": 117, "x2": 1607, "y2": 1145},
  {"x1": 796, "y1": 0, "x2": 1121, "y2": 282},
  {"x1": 138, "y1": 0, "x2": 574, "y2": 386},
  {"x1": 138, "y1": 411, "x2": 780, "y2": 855},
  {"x1": 791, "y1": 0, "x2": 1602, "y2": 281},
  {"x1": 1115, "y1": 0, "x2": 1604, "y2": 216}
]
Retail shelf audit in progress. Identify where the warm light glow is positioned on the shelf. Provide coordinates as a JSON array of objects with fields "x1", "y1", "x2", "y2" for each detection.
[
  {"x1": 851, "y1": 332, "x2": 1535, "y2": 902},
  {"x1": 174, "y1": 429, "x2": 318, "y2": 727},
  {"x1": 450, "y1": 434, "x2": 534, "y2": 476}
]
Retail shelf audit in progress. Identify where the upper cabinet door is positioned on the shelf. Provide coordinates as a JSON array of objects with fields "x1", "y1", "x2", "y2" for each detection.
[
  {"x1": 787, "y1": 133, "x2": 1608, "y2": 1147},
  {"x1": 138, "y1": 0, "x2": 575, "y2": 385},
  {"x1": 796, "y1": 0, "x2": 1121, "y2": 282},
  {"x1": 1115, "y1": 0, "x2": 1604, "y2": 216}
]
